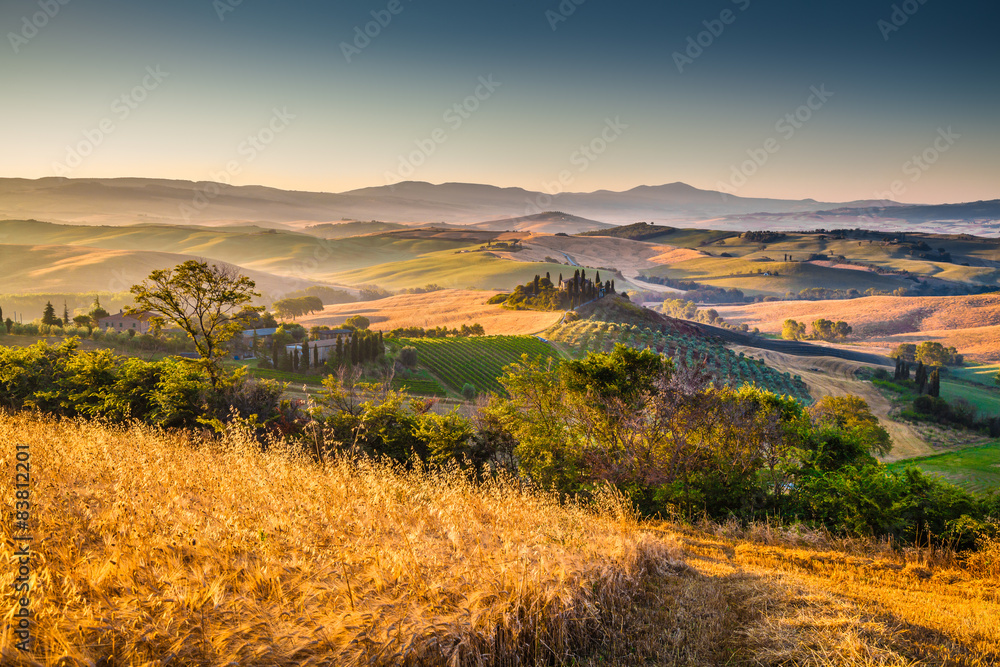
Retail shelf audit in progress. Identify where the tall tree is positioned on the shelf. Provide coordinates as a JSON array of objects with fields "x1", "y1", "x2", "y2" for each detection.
[
  {"x1": 927, "y1": 369, "x2": 941, "y2": 397},
  {"x1": 42, "y1": 301, "x2": 59, "y2": 326},
  {"x1": 129, "y1": 260, "x2": 261, "y2": 389}
]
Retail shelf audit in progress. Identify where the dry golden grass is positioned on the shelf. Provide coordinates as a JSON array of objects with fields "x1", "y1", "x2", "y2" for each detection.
[
  {"x1": 0, "y1": 412, "x2": 680, "y2": 666},
  {"x1": 297, "y1": 289, "x2": 563, "y2": 335},
  {"x1": 716, "y1": 294, "x2": 1000, "y2": 361},
  {"x1": 881, "y1": 325, "x2": 1000, "y2": 362},
  {"x1": 4, "y1": 411, "x2": 999, "y2": 666}
]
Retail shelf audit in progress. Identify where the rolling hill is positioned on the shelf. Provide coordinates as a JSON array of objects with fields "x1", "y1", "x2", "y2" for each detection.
[
  {"x1": 296, "y1": 289, "x2": 563, "y2": 334},
  {"x1": 715, "y1": 293, "x2": 1000, "y2": 361},
  {"x1": 0, "y1": 243, "x2": 322, "y2": 299},
  {"x1": 466, "y1": 211, "x2": 614, "y2": 234}
]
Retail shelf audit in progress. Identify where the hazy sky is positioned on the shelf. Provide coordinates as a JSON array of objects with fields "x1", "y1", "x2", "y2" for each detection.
[{"x1": 2, "y1": 0, "x2": 997, "y2": 203}]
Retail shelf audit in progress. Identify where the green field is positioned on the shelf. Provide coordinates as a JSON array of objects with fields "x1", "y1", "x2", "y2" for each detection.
[
  {"x1": 398, "y1": 336, "x2": 562, "y2": 396},
  {"x1": 940, "y1": 380, "x2": 1000, "y2": 417},
  {"x1": 889, "y1": 443, "x2": 1000, "y2": 494},
  {"x1": 642, "y1": 257, "x2": 908, "y2": 297},
  {"x1": 949, "y1": 363, "x2": 1000, "y2": 388},
  {"x1": 544, "y1": 300, "x2": 812, "y2": 404}
]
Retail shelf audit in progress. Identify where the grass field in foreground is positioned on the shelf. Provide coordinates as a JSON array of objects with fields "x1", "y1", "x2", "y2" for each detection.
[
  {"x1": 889, "y1": 441, "x2": 1000, "y2": 494},
  {"x1": 4, "y1": 412, "x2": 999, "y2": 665},
  {"x1": 0, "y1": 412, "x2": 676, "y2": 665},
  {"x1": 398, "y1": 335, "x2": 561, "y2": 395}
]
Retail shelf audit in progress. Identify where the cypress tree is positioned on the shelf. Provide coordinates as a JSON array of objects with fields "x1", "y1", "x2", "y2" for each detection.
[
  {"x1": 42, "y1": 301, "x2": 58, "y2": 326},
  {"x1": 533, "y1": 275, "x2": 540, "y2": 295},
  {"x1": 293, "y1": 349, "x2": 300, "y2": 372},
  {"x1": 336, "y1": 336, "x2": 344, "y2": 364},
  {"x1": 611, "y1": 279, "x2": 615, "y2": 293},
  {"x1": 302, "y1": 341, "x2": 310, "y2": 371},
  {"x1": 915, "y1": 361, "x2": 927, "y2": 393},
  {"x1": 350, "y1": 335, "x2": 359, "y2": 364},
  {"x1": 928, "y1": 369, "x2": 941, "y2": 397},
  {"x1": 272, "y1": 340, "x2": 279, "y2": 368},
  {"x1": 63, "y1": 302, "x2": 70, "y2": 327},
  {"x1": 313, "y1": 345, "x2": 320, "y2": 368}
]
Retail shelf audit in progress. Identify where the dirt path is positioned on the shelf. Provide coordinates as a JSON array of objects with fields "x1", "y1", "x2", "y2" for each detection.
[
  {"x1": 620, "y1": 269, "x2": 686, "y2": 294},
  {"x1": 731, "y1": 346, "x2": 933, "y2": 461}
]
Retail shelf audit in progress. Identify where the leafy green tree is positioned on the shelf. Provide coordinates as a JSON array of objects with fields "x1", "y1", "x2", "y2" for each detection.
[
  {"x1": 345, "y1": 315, "x2": 370, "y2": 330},
  {"x1": 399, "y1": 346, "x2": 417, "y2": 367},
  {"x1": 129, "y1": 260, "x2": 261, "y2": 389},
  {"x1": 889, "y1": 343, "x2": 916, "y2": 362},
  {"x1": 915, "y1": 341, "x2": 952, "y2": 367},
  {"x1": 89, "y1": 297, "x2": 110, "y2": 324},
  {"x1": 807, "y1": 395, "x2": 892, "y2": 458},
  {"x1": 781, "y1": 319, "x2": 806, "y2": 341},
  {"x1": 811, "y1": 319, "x2": 835, "y2": 341},
  {"x1": 461, "y1": 383, "x2": 477, "y2": 400}
]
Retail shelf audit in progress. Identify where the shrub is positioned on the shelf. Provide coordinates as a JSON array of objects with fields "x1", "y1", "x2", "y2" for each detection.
[
  {"x1": 399, "y1": 346, "x2": 418, "y2": 368},
  {"x1": 461, "y1": 383, "x2": 477, "y2": 400}
]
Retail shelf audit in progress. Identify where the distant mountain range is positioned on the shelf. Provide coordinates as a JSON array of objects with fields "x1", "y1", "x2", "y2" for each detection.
[{"x1": 0, "y1": 177, "x2": 898, "y2": 228}]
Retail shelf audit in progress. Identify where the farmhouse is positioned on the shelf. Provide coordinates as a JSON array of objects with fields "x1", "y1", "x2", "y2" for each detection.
[
  {"x1": 286, "y1": 334, "x2": 353, "y2": 364},
  {"x1": 97, "y1": 310, "x2": 155, "y2": 334}
]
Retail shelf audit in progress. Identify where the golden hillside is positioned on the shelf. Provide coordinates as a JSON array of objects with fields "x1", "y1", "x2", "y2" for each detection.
[
  {"x1": 297, "y1": 289, "x2": 563, "y2": 334},
  {"x1": 716, "y1": 294, "x2": 1000, "y2": 360}
]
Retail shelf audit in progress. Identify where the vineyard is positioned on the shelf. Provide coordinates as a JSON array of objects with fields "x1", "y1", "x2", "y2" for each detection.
[
  {"x1": 545, "y1": 307, "x2": 812, "y2": 404},
  {"x1": 397, "y1": 336, "x2": 561, "y2": 396}
]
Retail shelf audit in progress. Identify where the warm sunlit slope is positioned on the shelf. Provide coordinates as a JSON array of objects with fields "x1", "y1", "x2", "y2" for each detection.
[
  {"x1": 332, "y1": 248, "x2": 571, "y2": 291},
  {"x1": 716, "y1": 293, "x2": 1000, "y2": 360},
  {"x1": 296, "y1": 289, "x2": 563, "y2": 334},
  {"x1": 0, "y1": 219, "x2": 472, "y2": 281},
  {"x1": 0, "y1": 243, "x2": 320, "y2": 297}
]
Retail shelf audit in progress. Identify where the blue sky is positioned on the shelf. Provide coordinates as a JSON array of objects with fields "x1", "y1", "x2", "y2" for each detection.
[{"x1": 1, "y1": 0, "x2": 997, "y2": 202}]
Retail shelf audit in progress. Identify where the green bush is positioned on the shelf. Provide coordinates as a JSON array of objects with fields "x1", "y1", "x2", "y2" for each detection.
[{"x1": 0, "y1": 339, "x2": 282, "y2": 430}]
